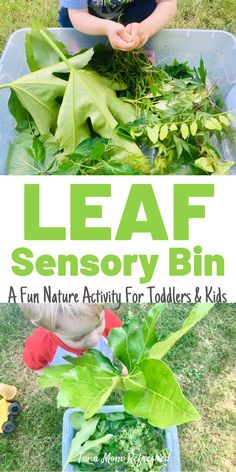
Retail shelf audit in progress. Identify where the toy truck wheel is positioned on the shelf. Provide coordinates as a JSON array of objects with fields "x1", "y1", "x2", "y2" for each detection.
[
  {"x1": 8, "y1": 402, "x2": 21, "y2": 416},
  {"x1": 2, "y1": 421, "x2": 15, "y2": 434}
]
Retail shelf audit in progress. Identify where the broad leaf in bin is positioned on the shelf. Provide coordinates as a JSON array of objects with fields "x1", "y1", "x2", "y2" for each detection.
[
  {"x1": 124, "y1": 359, "x2": 200, "y2": 429},
  {"x1": 108, "y1": 304, "x2": 165, "y2": 372},
  {"x1": 57, "y1": 365, "x2": 121, "y2": 418}
]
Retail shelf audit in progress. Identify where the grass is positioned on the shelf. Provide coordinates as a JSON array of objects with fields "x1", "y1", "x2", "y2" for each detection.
[
  {"x1": 0, "y1": 0, "x2": 235, "y2": 53},
  {"x1": 0, "y1": 303, "x2": 235, "y2": 471}
]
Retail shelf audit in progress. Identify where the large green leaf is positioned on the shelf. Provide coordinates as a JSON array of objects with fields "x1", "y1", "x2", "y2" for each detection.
[
  {"x1": 25, "y1": 28, "x2": 70, "y2": 72},
  {"x1": 37, "y1": 364, "x2": 74, "y2": 388},
  {"x1": 7, "y1": 130, "x2": 59, "y2": 175},
  {"x1": 8, "y1": 90, "x2": 29, "y2": 131},
  {"x1": 108, "y1": 304, "x2": 165, "y2": 373},
  {"x1": 150, "y1": 303, "x2": 213, "y2": 359},
  {"x1": 124, "y1": 359, "x2": 200, "y2": 428},
  {"x1": 65, "y1": 416, "x2": 99, "y2": 466},
  {"x1": 55, "y1": 66, "x2": 143, "y2": 157},
  {"x1": 57, "y1": 365, "x2": 121, "y2": 418},
  {"x1": 71, "y1": 434, "x2": 113, "y2": 464},
  {"x1": 64, "y1": 349, "x2": 117, "y2": 374},
  {"x1": 1, "y1": 49, "x2": 94, "y2": 135}
]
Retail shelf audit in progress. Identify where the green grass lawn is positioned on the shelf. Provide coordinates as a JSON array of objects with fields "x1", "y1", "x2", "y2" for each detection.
[
  {"x1": 0, "y1": 0, "x2": 235, "y2": 53},
  {"x1": 0, "y1": 303, "x2": 235, "y2": 472}
]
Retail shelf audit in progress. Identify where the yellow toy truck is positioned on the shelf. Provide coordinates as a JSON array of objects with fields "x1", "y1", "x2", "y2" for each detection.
[{"x1": 0, "y1": 383, "x2": 21, "y2": 434}]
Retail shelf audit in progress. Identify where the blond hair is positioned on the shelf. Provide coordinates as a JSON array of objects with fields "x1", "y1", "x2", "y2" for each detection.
[{"x1": 19, "y1": 303, "x2": 103, "y2": 331}]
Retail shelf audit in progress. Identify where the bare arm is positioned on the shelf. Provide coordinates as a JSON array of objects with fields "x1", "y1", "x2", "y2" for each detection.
[
  {"x1": 69, "y1": 8, "x2": 111, "y2": 36},
  {"x1": 68, "y1": 8, "x2": 137, "y2": 50},
  {"x1": 141, "y1": 0, "x2": 177, "y2": 37},
  {"x1": 126, "y1": 0, "x2": 177, "y2": 48}
]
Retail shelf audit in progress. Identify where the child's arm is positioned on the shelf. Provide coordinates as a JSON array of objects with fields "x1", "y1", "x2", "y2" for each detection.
[
  {"x1": 22, "y1": 329, "x2": 54, "y2": 372},
  {"x1": 68, "y1": 9, "x2": 139, "y2": 50},
  {"x1": 127, "y1": 0, "x2": 177, "y2": 48}
]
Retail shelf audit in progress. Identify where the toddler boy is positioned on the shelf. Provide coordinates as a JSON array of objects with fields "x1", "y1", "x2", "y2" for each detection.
[
  {"x1": 58, "y1": 0, "x2": 177, "y2": 51},
  {"x1": 20, "y1": 303, "x2": 122, "y2": 371}
]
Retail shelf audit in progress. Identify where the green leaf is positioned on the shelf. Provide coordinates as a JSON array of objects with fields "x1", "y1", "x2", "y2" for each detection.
[
  {"x1": 150, "y1": 303, "x2": 214, "y2": 359},
  {"x1": 55, "y1": 67, "x2": 141, "y2": 157},
  {"x1": 5, "y1": 69, "x2": 65, "y2": 134},
  {"x1": 169, "y1": 123, "x2": 178, "y2": 131},
  {"x1": 204, "y1": 119, "x2": 215, "y2": 130},
  {"x1": 154, "y1": 100, "x2": 168, "y2": 111},
  {"x1": 108, "y1": 304, "x2": 165, "y2": 373},
  {"x1": 212, "y1": 161, "x2": 235, "y2": 174},
  {"x1": 3, "y1": 49, "x2": 95, "y2": 135},
  {"x1": 180, "y1": 123, "x2": 189, "y2": 140},
  {"x1": 190, "y1": 121, "x2": 198, "y2": 136},
  {"x1": 169, "y1": 164, "x2": 204, "y2": 175},
  {"x1": 147, "y1": 125, "x2": 159, "y2": 144},
  {"x1": 105, "y1": 412, "x2": 126, "y2": 422},
  {"x1": 57, "y1": 365, "x2": 121, "y2": 418},
  {"x1": 164, "y1": 60, "x2": 193, "y2": 79},
  {"x1": 210, "y1": 117, "x2": 222, "y2": 130},
  {"x1": 195, "y1": 156, "x2": 215, "y2": 173},
  {"x1": 7, "y1": 130, "x2": 59, "y2": 175},
  {"x1": 8, "y1": 90, "x2": 29, "y2": 131},
  {"x1": 70, "y1": 412, "x2": 86, "y2": 431},
  {"x1": 64, "y1": 349, "x2": 116, "y2": 374},
  {"x1": 25, "y1": 28, "x2": 69, "y2": 72},
  {"x1": 173, "y1": 135, "x2": 183, "y2": 158},
  {"x1": 196, "y1": 57, "x2": 207, "y2": 85},
  {"x1": 37, "y1": 365, "x2": 74, "y2": 388},
  {"x1": 7, "y1": 131, "x2": 36, "y2": 175},
  {"x1": 66, "y1": 416, "x2": 99, "y2": 465},
  {"x1": 218, "y1": 114, "x2": 230, "y2": 127},
  {"x1": 227, "y1": 112, "x2": 236, "y2": 123},
  {"x1": 100, "y1": 162, "x2": 140, "y2": 175},
  {"x1": 28, "y1": 136, "x2": 45, "y2": 162},
  {"x1": 90, "y1": 140, "x2": 107, "y2": 160},
  {"x1": 124, "y1": 359, "x2": 200, "y2": 429},
  {"x1": 159, "y1": 124, "x2": 168, "y2": 141},
  {"x1": 73, "y1": 434, "x2": 113, "y2": 463},
  {"x1": 204, "y1": 118, "x2": 221, "y2": 131}
]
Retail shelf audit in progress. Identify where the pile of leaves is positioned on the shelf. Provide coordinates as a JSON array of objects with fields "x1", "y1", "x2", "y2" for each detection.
[
  {"x1": 1, "y1": 29, "x2": 235, "y2": 175},
  {"x1": 65, "y1": 411, "x2": 168, "y2": 471},
  {"x1": 38, "y1": 303, "x2": 214, "y2": 429}
]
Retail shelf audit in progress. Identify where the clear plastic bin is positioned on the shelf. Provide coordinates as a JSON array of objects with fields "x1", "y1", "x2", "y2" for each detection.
[
  {"x1": 62, "y1": 406, "x2": 181, "y2": 472},
  {"x1": 0, "y1": 28, "x2": 236, "y2": 174}
]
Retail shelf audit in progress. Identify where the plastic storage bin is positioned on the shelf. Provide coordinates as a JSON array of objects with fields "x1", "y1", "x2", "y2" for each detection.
[
  {"x1": 0, "y1": 28, "x2": 236, "y2": 174},
  {"x1": 62, "y1": 406, "x2": 181, "y2": 472}
]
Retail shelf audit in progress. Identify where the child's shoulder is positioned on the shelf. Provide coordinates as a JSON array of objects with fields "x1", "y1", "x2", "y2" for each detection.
[
  {"x1": 26, "y1": 327, "x2": 52, "y2": 343},
  {"x1": 23, "y1": 328, "x2": 57, "y2": 370},
  {"x1": 103, "y1": 308, "x2": 122, "y2": 337}
]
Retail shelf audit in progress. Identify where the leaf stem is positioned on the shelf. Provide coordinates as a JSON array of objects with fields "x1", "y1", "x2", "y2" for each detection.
[
  {"x1": 0, "y1": 83, "x2": 9, "y2": 89},
  {"x1": 40, "y1": 29, "x2": 73, "y2": 71}
]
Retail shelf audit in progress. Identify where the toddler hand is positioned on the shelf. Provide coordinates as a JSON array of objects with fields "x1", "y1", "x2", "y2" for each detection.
[
  {"x1": 122, "y1": 365, "x2": 128, "y2": 376},
  {"x1": 105, "y1": 22, "x2": 138, "y2": 51},
  {"x1": 126, "y1": 23, "x2": 150, "y2": 49}
]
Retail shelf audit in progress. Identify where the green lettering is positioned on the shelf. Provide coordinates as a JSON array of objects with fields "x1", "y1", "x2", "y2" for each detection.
[
  {"x1": 169, "y1": 248, "x2": 191, "y2": 275},
  {"x1": 58, "y1": 255, "x2": 78, "y2": 276},
  {"x1": 116, "y1": 185, "x2": 168, "y2": 240},
  {"x1": 174, "y1": 184, "x2": 214, "y2": 240},
  {"x1": 24, "y1": 185, "x2": 66, "y2": 240},
  {"x1": 71, "y1": 184, "x2": 111, "y2": 240},
  {"x1": 12, "y1": 247, "x2": 34, "y2": 275},
  {"x1": 80, "y1": 255, "x2": 100, "y2": 276},
  {"x1": 36, "y1": 255, "x2": 56, "y2": 276},
  {"x1": 101, "y1": 255, "x2": 122, "y2": 276}
]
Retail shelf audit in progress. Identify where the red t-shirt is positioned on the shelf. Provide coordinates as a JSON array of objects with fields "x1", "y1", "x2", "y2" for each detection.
[{"x1": 23, "y1": 309, "x2": 122, "y2": 370}]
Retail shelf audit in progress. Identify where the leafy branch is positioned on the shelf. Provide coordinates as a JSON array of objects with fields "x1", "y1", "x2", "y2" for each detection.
[{"x1": 38, "y1": 303, "x2": 214, "y2": 429}]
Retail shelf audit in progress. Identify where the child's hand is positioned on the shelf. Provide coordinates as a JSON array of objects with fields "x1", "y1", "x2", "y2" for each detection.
[
  {"x1": 122, "y1": 365, "x2": 128, "y2": 376},
  {"x1": 105, "y1": 22, "x2": 137, "y2": 51},
  {"x1": 126, "y1": 23, "x2": 150, "y2": 49}
]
